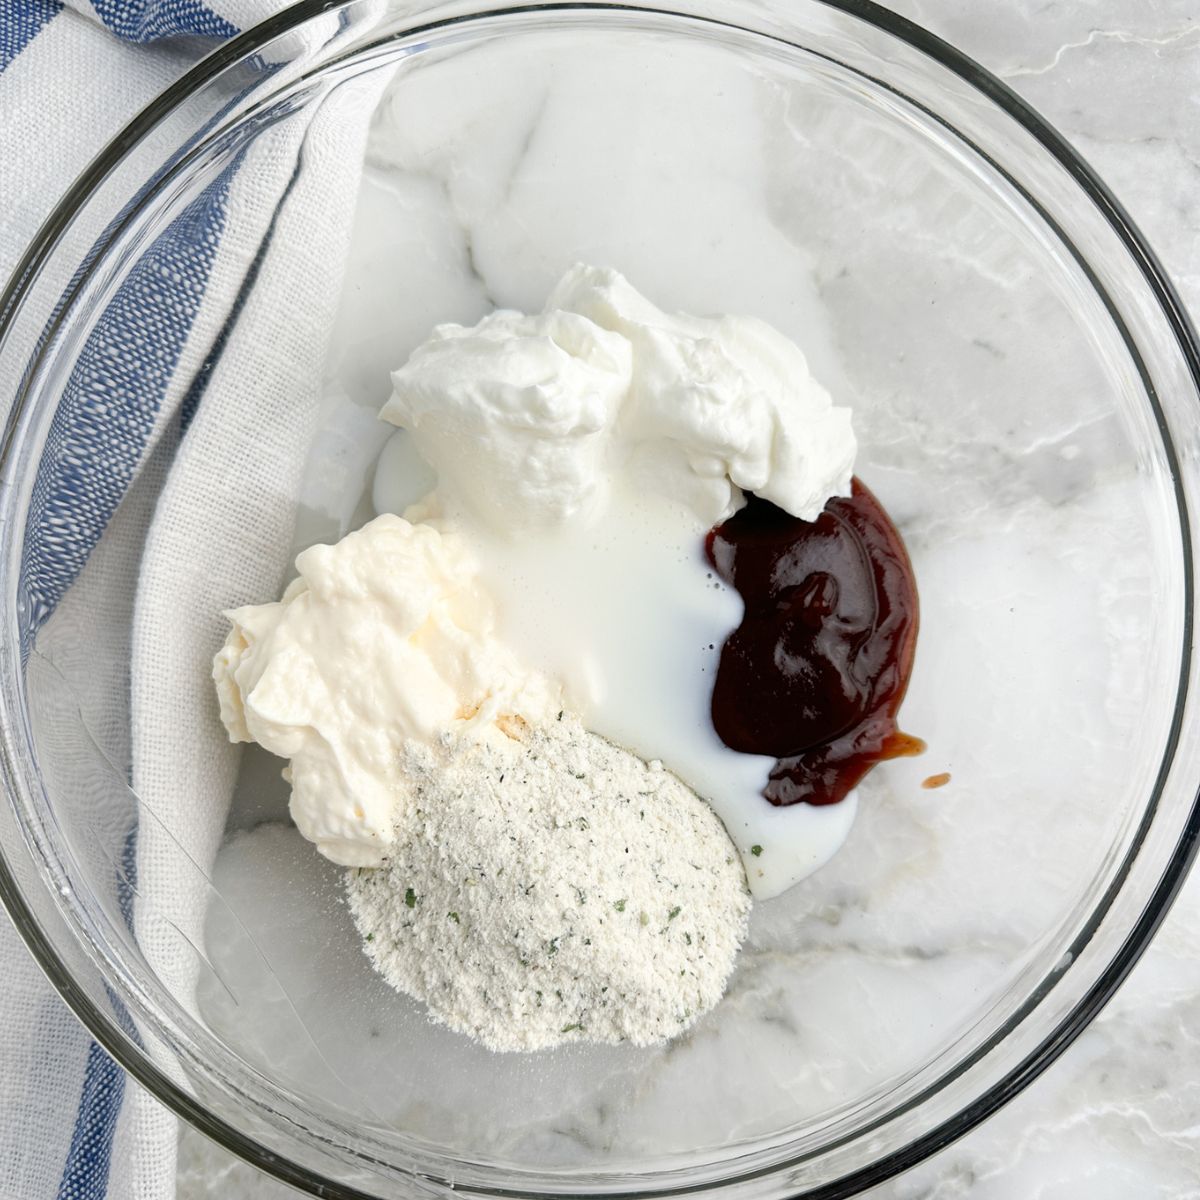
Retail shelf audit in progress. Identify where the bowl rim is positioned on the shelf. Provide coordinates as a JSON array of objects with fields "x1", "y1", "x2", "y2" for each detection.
[{"x1": 2, "y1": 0, "x2": 1200, "y2": 1197}]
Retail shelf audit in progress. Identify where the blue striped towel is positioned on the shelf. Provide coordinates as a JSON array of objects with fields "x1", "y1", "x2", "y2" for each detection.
[{"x1": 0, "y1": 3, "x2": 384, "y2": 1196}]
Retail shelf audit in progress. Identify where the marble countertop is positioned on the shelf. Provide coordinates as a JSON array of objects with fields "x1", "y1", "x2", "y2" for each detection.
[{"x1": 176, "y1": 1, "x2": 1200, "y2": 1196}]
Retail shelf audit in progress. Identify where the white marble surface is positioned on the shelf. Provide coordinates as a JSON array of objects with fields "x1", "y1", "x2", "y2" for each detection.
[{"x1": 174, "y1": 1, "x2": 1200, "y2": 1197}]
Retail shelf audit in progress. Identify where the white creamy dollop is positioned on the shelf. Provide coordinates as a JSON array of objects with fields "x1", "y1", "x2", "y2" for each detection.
[
  {"x1": 384, "y1": 263, "x2": 855, "y2": 532},
  {"x1": 213, "y1": 514, "x2": 557, "y2": 866}
]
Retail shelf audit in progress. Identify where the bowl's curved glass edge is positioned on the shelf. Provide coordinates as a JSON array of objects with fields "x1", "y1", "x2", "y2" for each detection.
[{"x1": 0, "y1": 0, "x2": 1198, "y2": 1198}]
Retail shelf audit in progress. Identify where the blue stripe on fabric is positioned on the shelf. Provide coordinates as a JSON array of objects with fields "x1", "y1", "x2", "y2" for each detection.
[
  {"x1": 29, "y1": 158, "x2": 237, "y2": 1200},
  {"x1": 0, "y1": 0, "x2": 62, "y2": 71},
  {"x1": 86, "y1": 0, "x2": 237, "y2": 43},
  {"x1": 54, "y1": 828, "x2": 145, "y2": 1200},
  {"x1": 6, "y1": 83, "x2": 291, "y2": 486},
  {"x1": 55, "y1": 1042, "x2": 126, "y2": 1200},
  {"x1": 19, "y1": 162, "x2": 236, "y2": 649},
  {"x1": 38, "y1": 162, "x2": 238, "y2": 1196},
  {"x1": 31, "y1": 137, "x2": 267, "y2": 1200},
  {"x1": 16, "y1": 89, "x2": 304, "y2": 655}
]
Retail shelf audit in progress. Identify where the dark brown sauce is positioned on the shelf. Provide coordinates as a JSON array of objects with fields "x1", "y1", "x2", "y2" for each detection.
[{"x1": 705, "y1": 478, "x2": 921, "y2": 807}]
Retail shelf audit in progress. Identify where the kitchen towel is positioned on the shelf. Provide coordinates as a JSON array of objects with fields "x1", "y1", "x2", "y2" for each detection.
[{"x1": 0, "y1": 2, "x2": 388, "y2": 1197}]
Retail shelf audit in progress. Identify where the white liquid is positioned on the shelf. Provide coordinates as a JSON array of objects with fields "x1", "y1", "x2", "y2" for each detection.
[{"x1": 376, "y1": 432, "x2": 855, "y2": 899}]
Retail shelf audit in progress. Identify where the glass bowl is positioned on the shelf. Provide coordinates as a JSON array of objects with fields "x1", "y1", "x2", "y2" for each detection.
[{"x1": 2, "y1": 1, "x2": 1200, "y2": 1196}]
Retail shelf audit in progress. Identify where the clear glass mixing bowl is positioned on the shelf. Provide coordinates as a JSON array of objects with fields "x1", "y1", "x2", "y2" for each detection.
[{"x1": 2, "y1": 1, "x2": 1200, "y2": 1196}]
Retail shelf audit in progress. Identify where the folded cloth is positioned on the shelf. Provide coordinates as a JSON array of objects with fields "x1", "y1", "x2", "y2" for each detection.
[{"x1": 0, "y1": 3, "x2": 386, "y2": 1196}]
